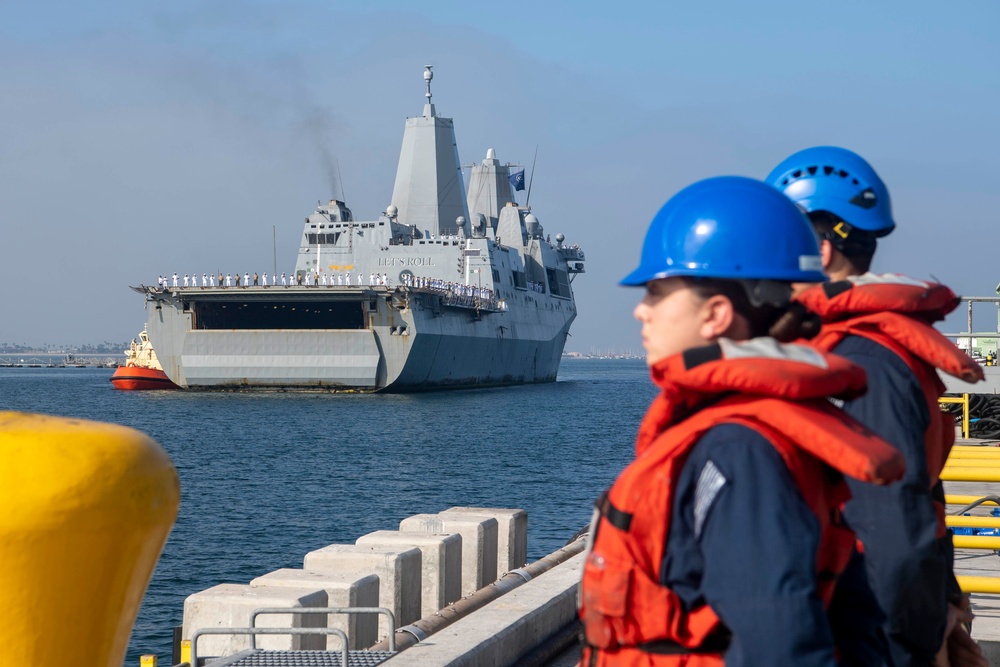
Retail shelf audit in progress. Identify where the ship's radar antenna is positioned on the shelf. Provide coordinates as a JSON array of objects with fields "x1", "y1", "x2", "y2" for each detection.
[{"x1": 424, "y1": 65, "x2": 433, "y2": 104}]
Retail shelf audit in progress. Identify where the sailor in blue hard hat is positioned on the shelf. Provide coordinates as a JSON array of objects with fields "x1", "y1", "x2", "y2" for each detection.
[
  {"x1": 579, "y1": 176, "x2": 905, "y2": 666},
  {"x1": 769, "y1": 147, "x2": 986, "y2": 667},
  {"x1": 767, "y1": 146, "x2": 894, "y2": 280}
]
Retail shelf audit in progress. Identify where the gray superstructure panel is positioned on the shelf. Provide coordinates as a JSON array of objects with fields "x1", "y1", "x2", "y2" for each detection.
[{"x1": 390, "y1": 106, "x2": 469, "y2": 238}]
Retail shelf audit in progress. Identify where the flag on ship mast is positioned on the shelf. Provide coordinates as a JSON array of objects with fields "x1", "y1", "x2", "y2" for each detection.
[{"x1": 509, "y1": 169, "x2": 525, "y2": 191}]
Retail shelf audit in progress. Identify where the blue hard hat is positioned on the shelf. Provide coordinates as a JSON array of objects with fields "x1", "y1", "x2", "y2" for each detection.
[
  {"x1": 621, "y1": 176, "x2": 825, "y2": 286},
  {"x1": 766, "y1": 146, "x2": 895, "y2": 236}
]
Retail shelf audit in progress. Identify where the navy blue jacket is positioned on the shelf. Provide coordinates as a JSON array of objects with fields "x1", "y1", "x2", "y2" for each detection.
[
  {"x1": 834, "y1": 334, "x2": 952, "y2": 667},
  {"x1": 663, "y1": 423, "x2": 839, "y2": 667}
]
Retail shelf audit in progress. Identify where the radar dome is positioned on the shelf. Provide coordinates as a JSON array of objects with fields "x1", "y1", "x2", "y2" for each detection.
[
  {"x1": 386, "y1": 205, "x2": 398, "y2": 218},
  {"x1": 525, "y1": 213, "x2": 542, "y2": 239},
  {"x1": 556, "y1": 233, "x2": 565, "y2": 243},
  {"x1": 456, "y1": 216, "x2": 467, "y2": 227}
]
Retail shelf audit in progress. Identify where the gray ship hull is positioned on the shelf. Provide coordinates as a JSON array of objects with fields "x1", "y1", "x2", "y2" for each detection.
[{"x1": 143, "y1": 285, "x2": 575, "y2": 392}]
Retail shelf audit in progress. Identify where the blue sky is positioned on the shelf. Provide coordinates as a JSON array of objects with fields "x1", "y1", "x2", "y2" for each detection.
[{"x1": 1, "y1": 1, "x2": 997, "y2": 352}]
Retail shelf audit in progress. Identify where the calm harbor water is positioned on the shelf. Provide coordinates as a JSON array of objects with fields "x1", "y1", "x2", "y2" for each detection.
[{"x1": 0, "y1": 357, "x2": 655, "y2": 664}]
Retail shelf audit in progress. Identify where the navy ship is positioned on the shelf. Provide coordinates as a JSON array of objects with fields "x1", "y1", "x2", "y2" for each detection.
[{"x1": 134, "y1": 67, "x2": 585, "y2": 391}]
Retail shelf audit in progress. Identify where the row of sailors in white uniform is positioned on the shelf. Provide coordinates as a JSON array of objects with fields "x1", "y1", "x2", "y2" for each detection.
[
  {"x1": 159, "y1": 272, "x2": 505, "y2": 297},
  {"x1": 403, "y1": 274, "x2": 495, "y2": 300},
  {"x1": 158, "y1": 272, "x2": 391, "y2": 287}
]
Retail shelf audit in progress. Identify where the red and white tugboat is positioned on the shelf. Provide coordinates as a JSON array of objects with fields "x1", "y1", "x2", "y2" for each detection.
[{"x1": 110, "y1": 326, "x2": 178, "y2": 390}]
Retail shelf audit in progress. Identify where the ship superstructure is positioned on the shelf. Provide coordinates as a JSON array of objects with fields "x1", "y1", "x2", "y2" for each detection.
[{"x1": 135, "y1": 67, "x2": 585, "y2": 391}]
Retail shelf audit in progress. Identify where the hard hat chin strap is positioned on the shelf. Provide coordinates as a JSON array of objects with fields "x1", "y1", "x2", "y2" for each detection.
[{"x1": 810, "y1": 211, "x2": 878, "y2": 257}]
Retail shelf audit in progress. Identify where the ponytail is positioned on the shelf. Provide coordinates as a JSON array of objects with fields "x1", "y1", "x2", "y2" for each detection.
[{"x1": 767, "y1": 300, "x2": 822, "y2": 342}]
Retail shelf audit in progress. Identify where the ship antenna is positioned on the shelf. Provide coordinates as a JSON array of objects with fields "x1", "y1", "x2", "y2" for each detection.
[
  {"x1": 423, "y1": 65, "x2": 434, "y2": 117},
  {"x1": 525, "y1": 145, "x2": 538, "y2": 208}
]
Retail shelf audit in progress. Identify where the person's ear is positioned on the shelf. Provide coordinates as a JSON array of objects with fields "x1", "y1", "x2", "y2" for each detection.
[
  {"x1": 820, "y1": 239, "x2": 834, "y2": 271},
  {"x1": 699, "y1": 295, "x2": 738, "y2": 340}
]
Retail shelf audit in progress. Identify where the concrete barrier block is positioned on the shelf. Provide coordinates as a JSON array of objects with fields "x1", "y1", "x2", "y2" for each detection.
[
  {"x1": 303, "y1": 544, "x2": 421, "y2": 639},
  {"x1": 441, "y1": 507, "x2": 527, "y2": 574},
  {"x1": 400, "y1": 514, "x2": 498, "y2": 596},
  {"x1": 356, "y1": 530, "x2": 462, "y2": 617},
  {"x1": 250, "y1": 568, "x2": 379, "y2": 650},
  {"x1": 182, "y1": 583, "x2": 326, "y2": 658}
]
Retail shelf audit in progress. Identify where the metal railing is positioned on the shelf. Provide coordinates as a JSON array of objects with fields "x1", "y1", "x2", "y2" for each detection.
[
  {"x1": 188, "y1": 607, "x2": 395, "y2": 667},
  {"x1": 941, "y1": 295, "x2": 1000, "y2": 346},
  {"x1": 940, "y1": 394, "x2": 971, "y2": 439}
]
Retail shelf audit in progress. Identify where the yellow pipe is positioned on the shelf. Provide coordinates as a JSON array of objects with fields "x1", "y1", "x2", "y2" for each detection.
[
  {"x1": 939, "y1": 393, "x2": 969, "y2": 438},
  {"x1": 180, "y1": 639, "x2": 191, "y2": 666},
  {"x1": 947, "y1": 516, "x2": 1000, "y2": 528},
  {"x1": 944, "y1": 461, "x2": 1000, "y2": 468},
  {"x1": 140, "y1": 656, "x2": 157, "y2": 667},
  {"x1": 953, "y1": 535, "x2": 1000, "y2": 550},
  {"x1": 0, "y1": 412, "x2": 179, "y2": 667},
  {"x1": 957, "y1": 575, "x2": 1000, "y2": 595},
  {"x1": 940, "y1": 468, "x2": 1000, "y2": 482},
  {"x1": 947, "y1": 495, "x2": 1000, "y2": 506}
]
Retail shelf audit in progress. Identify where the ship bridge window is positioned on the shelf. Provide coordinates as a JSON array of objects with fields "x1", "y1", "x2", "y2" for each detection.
[{"x1": 306, "y1": 232, "x2": 342, "y2": 244}]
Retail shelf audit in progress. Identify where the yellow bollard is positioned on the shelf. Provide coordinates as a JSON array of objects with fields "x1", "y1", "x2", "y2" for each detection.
[
  {"x1": 0, "y1": 412, "x2": 179, "y2": 667},
  {"x1": 957, "y1": 576, "x2": 1000, "y2": 594},
  {"x1": 180, "y1": 639, "x2": 192, "y2": 666},
  {"x1": 140, "y1": 656, "x2": 157, "y2": 666}
]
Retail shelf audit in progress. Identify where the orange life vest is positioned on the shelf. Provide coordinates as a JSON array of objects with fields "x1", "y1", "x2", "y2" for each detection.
[
  {"x1": 579, "y1": 339, "x2": 905, "y2": 666},
  {"x1": 796, "y1": 274, "x2": 983, "y2": 535}
]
